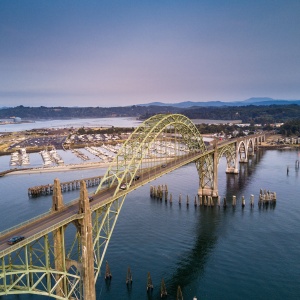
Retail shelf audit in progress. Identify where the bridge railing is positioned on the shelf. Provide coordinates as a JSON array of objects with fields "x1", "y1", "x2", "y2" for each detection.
[
  {"x1": 0, "y1": 209, "x2": 53, "y2": 237},
  {"x1": 0, "y1": 213, "x2": 83, "y2": 258}
]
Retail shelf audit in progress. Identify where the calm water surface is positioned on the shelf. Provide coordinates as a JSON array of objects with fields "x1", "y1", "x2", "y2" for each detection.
[
  {"x1": 0, "y1": 117, "x2": 142, "y2": 132},
  {"x1": 0, "y1": 148, "x2": 299, "y2": 299}
]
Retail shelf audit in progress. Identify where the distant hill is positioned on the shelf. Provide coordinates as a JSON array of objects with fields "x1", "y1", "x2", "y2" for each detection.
[{"x1": 141, "y1": 97, "x2": 300, "y2": 108}]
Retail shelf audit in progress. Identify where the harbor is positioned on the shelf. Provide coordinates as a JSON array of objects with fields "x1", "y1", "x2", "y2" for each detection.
[{"x1": 0, "y1": 125, "x2": 299, "y2": 299}]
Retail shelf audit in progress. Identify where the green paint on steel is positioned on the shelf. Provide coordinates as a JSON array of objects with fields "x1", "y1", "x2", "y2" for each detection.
[
  {"x1": 95, "y1": 113, "x2": 209, "y2": 195},
  {"x1": 0, "y1": 113, "x2": 265, "y2": 299}
]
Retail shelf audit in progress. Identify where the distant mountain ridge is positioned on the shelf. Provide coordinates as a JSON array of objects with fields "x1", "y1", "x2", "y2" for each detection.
[{"x1": 141, "y1": 97, "x2": 300, "y2": 108}]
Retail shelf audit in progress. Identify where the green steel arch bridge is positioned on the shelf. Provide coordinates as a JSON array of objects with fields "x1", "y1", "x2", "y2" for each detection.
[{"x1": 0, "y1": 114, "x2": 265, "y2": 299}]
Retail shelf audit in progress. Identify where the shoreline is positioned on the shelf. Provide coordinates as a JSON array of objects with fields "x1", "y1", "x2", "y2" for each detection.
[{"x1": 4, "y1": 161, "x2": 111, "y2": 175}]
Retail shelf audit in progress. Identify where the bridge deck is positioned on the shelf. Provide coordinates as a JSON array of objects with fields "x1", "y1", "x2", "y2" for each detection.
[
  {"x1": 0, "y1": 134, "x2": 266, "y2": 258},
  {"x1": 0, "y1": 148, "x2": 217, "y2": 258}
]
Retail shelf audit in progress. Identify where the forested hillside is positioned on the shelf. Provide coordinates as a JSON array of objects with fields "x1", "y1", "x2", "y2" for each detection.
[{"x1": 1, "y1": 104, "x2": 300, "y2": 125}]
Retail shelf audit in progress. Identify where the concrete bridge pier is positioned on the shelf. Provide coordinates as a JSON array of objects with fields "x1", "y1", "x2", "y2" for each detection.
[
  {"x1": 225, "y1": 167, "x2": 239, "y2": 174},
  {"x1": 52, "y1": 178, "x2": 67, "y2": 298},
  {"x1": 198, "y1": 144, "x2": 219, "y2": 198},
  {"x1": 225, "y1": 145, "x2": 239, "y2": 174},
  {"x1": 78, "y1": 180, "x2": 96, "y2": 300},
  {"x1": 52, "y1": 178, "x2": 64, "y2": 211},
  {"x1": 212, "y1": 143, "x2": 218, "y2": 197}
]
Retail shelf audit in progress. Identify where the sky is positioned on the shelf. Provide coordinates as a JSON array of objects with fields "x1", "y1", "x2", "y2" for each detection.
[{"x1": 0, "y1": 0, "x2": 300, "y2": 107}]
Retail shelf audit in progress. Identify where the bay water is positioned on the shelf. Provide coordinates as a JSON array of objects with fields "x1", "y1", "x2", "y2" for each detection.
[{"x1": 0, "y1": 148, "x2": 299, "y2": 299}]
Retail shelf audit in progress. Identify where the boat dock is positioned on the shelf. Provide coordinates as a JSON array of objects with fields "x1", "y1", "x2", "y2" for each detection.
[{"x1": 28, "y1": 175, "x2": 103, "y2": 197}]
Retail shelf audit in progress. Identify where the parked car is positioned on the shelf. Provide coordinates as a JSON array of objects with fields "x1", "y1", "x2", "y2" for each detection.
[
  {"x1": 7, "y1": 236, "x2": 25, "y2": 245},
  {"x1": 120, "y1": 183, "x2": 127, "y2": 190}
]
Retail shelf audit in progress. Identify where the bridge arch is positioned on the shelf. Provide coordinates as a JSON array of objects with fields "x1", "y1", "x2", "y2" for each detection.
[
  {"x1": 237, "y1": 140, "x2": 247, "y2": 162},
  {"x1": 0, "y1": 114, "x2": 267, "y2": 299},
  {"x1": 247, "y1": 138, "x2": 255, "y2": 156},
  {"x1": 95, "y1": 114, "x2": 212, "y2": 196},
  {"x1": 217, "y1": 143, "x2": 237, "y2": 173}
]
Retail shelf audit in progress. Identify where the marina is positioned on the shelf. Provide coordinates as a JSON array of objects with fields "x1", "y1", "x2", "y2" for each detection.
[{"x1": 10, "y1": 148, "x2": 30, "y2": 166}]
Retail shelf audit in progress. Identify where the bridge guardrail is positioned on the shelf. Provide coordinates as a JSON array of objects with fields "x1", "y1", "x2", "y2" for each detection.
[
  {"x1": 0, "y1": 213, "x2": 84, "y2": 258},
  {"x1": 0, "y1": 210, "x2": 54, "y2": 237}
]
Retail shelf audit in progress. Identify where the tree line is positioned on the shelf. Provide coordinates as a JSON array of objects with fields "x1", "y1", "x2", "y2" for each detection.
[{"x1": 1, "y1": 104, "x2": 300, "y2": 126}]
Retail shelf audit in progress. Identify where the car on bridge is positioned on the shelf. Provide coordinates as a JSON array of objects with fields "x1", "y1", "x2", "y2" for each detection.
[
  {"x1": 7, "y1": 236, "x2": 25, "y2": 245},
  {"x1": 133, "y1": 175, "x2": 140, "y2": 181},
  {"x1": 120, "y1": 183, "x2": 127, "y2": 190},
  {"x1": 89, "y1": 196, "x2": 94, "y2": 202},
  {"x1": 161, "y1": 164, "x2": 167, "y2": 168}
]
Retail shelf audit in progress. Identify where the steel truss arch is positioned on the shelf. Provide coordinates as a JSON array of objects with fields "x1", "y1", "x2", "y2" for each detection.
[
  {"x1": 95, "y1": 114, "x2": 213, "y2": 195},
  {"x1": 0, "y1": 115, "x2": 267, "y2": 299}
]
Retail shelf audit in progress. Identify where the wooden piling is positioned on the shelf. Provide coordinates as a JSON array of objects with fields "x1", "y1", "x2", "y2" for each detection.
[
  {"x1": 242, "y1": 196, "x2": 245, "y2": 208},
  {"x1": 232, "y1": 195, "x2": 236, "y2": 207},
  {"x1": 126, "y1": 266, "x2": 132, "y2": 284},
  {"x1": 165, "y1": 190, "x2": 168, "y2": 202},
  {"x1": 147, "y1": 272, "x2": 153, "y2": 291},
  {"x1": 160, "y1": 278, "x2": 167, "y2": 298},
  {"x1": 199, "y1": 195, "x2": 203, "y2": 206},
  {"x1": 177, "y1": 285, "x2": 183, "y2": 300},
  {"x1": 105, "y1": 261, "x2": 112, "y2": 280},
  {"x1": 28, "y1": 175, "x2": 103, "y2": 197}
]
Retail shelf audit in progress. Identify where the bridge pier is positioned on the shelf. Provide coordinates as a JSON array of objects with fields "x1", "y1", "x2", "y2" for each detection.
[
  {"x1": 212, "y1": 142, "x2": 218, "y2": 197},
  {"x1": 225, "y1": 167, "x2": 239, "y2": 174},
  {"x1": 197, "y1": 142, "x2": 219, "y2": 198},
  {"x1": 78, "y1": 180, "x2": 96, "y2": 300},
  {"x1": 52, "y1": 178, "x2": 67, "y2": 297},
  {"x1": 198, "y1": 187, "x2": 219, "y2": 198},
  {"x1": 52, "y1": 178, "x2": 64, "y2": 211}
]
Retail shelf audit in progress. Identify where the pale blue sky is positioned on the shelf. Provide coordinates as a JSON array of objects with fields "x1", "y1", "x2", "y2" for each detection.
[{"x1": 0, "y1": 0, "x2": 300, "y2": 107}]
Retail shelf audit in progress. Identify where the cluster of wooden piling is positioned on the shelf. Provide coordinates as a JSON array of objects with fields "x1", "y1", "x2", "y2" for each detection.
[
  {"x1": 150, "y1": 185, "x2": 169, "y2": 201},
  {"x1": 104, "y1": 261, "x2": 192, "y2": 299},
  {"x1": 258, "y1": 189, "x2": 276, "y2": 207},
  {"x1": 150, "y1": 186, "x2": 276, "y2": 209},
  {"x1": 28, "y1": 176, "x2": 103, "y2": 197}
]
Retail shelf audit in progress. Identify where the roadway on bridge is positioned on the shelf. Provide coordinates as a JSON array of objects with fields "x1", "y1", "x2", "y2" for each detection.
[{"x1": 0, "y1": 150, "x2": 210, "y2": 255}]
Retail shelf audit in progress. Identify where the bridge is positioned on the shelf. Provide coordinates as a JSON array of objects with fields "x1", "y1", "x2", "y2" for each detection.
[{"x1": 0, "y1": 114, "x2": 265, "y2": 299}]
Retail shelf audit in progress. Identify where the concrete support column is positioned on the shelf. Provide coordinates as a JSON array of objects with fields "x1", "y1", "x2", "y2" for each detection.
[
  {"x1": 226, "y1": 142, "x2": 239, "y2": 174},
  {"x1": 79, "y1": 180, "x2": 96, "y2": 300},
  {"x1": 234, "y1": 142, "x2": 240, "y2": 170},
  {"x1": 52, "y1": 178, "x2": 67, "y2": 297},
  {"x1": 52, "y1": 178, "x2": 64, "y2": 212},
  {"x1": 212, "y1": 142, "x2": 218, "y2": 197},
  {"x1": 53, "y1": 226, "x2": 66, "y2": 298},
  {"x1": 239, "y1": 141, "x2": 248, "y2": 163}
]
